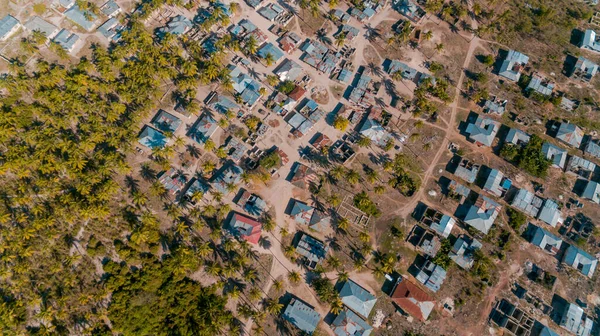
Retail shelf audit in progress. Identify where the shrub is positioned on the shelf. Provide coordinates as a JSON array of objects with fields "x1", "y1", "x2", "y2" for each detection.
[{"x1": 506, "y1": 208, "x2": 527, "y2": 231}]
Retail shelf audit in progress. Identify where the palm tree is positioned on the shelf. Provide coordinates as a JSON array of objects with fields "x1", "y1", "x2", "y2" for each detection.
[
  {"x1": 283, "y1": 245, "x2": 296, "y2": 259},
  {"x1": 131, "y1": 191, "x2": 148, "y2": 207},
  {"x1": 202, "y1": 160, "x2": 216, "y2": 174},
  {"x1": 359, "y1": 231, "x2": 370, "y2": 243},
  {"x1": 337, "y1": 271, "x2": 349, "y2": 282},
  {"x1": 327, "y1": 256, "x2": 341, "y2": 270},
  {"x1": 248, "y1": 287, "x2": 262, "y2": 301},
  {"x1": 262, "y1": 216, "x2": 276, "y2": 232},
  {"x1": 337, "y1": 217, "x2": 349, "y2": 232},
  {"x1": 288, "y1": 271, "x2": 301, "y2": 284},
  {"x1": 330, "y1": 166, "x2": 345, "y2": 180},
  {"x1": 357, "y1": 137, "x2": 372, "y2": 147},
  {"x1": 266, "y1": 75, "x2": 279, "y2": 87},
  {"x1": 273, "y1": 279, "x2": 284, "y2": 291},
  {"x1": 423, "y1": 30, "x2": 433, "y2": 41},
  {"x1": 366, "y1": 169, "x2": 378, "y2": 184},
  {"x1": 335, "y1": 32, "x2": 347, "y2": 49},
  {"x1": 264, "y1": 53, "x2": 275, "y2": 66},
  {"x1": 328, "y1": 0, "x2": 339, "y2": 9},
  {"x1": 330, "y1": 298, "x2": 344, "y2": 315},
  {"x1": 265, "y1": 299, "x2": 283, "y2": 315},
  {"x1": 244, "y1": 268, "x2": 258, "y2": 283},
  {"x1": 435, "y1": 43, "x2": 444, "y2": 53},
  {"x1": 197, "y1": 242, "x2": 212, "y2": 258},
  {"x1": 229, "y1": 2, "x2": 240, "y2": 15},
  {"x1": 374, "y1": 185, "x2": 385, "y2": 194},
  {"x1": 245, "y1": 36, "x2": 258, "y2": 55},
  {"x1": 206, "y1": 261, "x2": 222, "y2": 276},
  {"x1": 346, "y1": 169, "x2": 360, "y2": 185}
]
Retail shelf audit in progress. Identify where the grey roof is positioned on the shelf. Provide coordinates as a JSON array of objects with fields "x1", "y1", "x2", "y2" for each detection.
[
  {"x1": 258, "y1": 42, "x2": 285, "y2": 62},
  {"x1": 538, "y1": 325, "x2": 560, "y2": 336},
  {"x1": 572, "y1": 56, "x2": 599, "y2": 81},
  {"x1": 295, "y1": 233, "x2": 328, "y2": 263},
  {"x1": 138, "y1": 125, "x2": 167, "y2": 148},
  {"x1": 65, "y1": 5, "x2": 97, "y2": 31},
  {"x1": 482, "y1": 168, "x2": 511, "y2": 197},
  {"x1": 212, "y1": 164, "x2": 243, "y2": 194},
  {"x1": 274, "y1": 58, "x2": 303, "y2": 81},
  {"x1": 387, "y1": 60, "x2": 418, "y2": 80},
  {"x1": 429, "y1": 214, "x2": 455, "y2": 238},
  {"x1": 464, "y1": 195, "x2": 500, "y2": 234},
  {"x1": 542, "y1": 142, "x2": 567, "y2": 169},
  {"x1": 511, "y1": 188, "x2": 543, "y2": 217},
  {"x1": 563, "y1": 245, "x2": 598, "y2": 278},
  {"x1": 339, "y1": 280, "x2": 377, "y2": 318},
  {"x1": 559, "y1": 303, "x2": 594, "y2": 336},
  {"x1": 158, "y1": 168, "x2": 187, "y2": 195},
  {"x1": 465, "y1": 115, "x2": 499, "y2": 147},
  {"x1": 257, "y1": 3, "x2": 285, "y2": 21},
  {"x1": 560, "y1": 96, "x2": 577, "y2": 111},
  {"x1": 526, "y1": 75, "x2": 554, "y2": 96},
  {"x1": 359, "y1": 118, "x2": 391, "y2": 146},
  {"x1": 207, "y1": 93, "x2": 240, "y2": 114},
  {"x1": 580, "y1": 29, "x2": 600, "y2": 53},
  {"x1": 287, "y1": 112, "x2": 307, "y2": 129},
  {"x1": 282, "y1": 297, "x2": 321, "y2": 334},
  {"x1": 97, "y1": 18, "x2": 122, "y2": 39},
  {"x1": 101, "y1": 0, "x2": 121, "y2": 17},
  {"x1": 499, "y1": 50, "x2": 529, "y2": 81},
  {"x1": 53, "y1": 29, "x2": 79, "y2": 51},
  {"x1": 229, "y1": 64, "x2": 262, "y2": 106},
  {"x1": 291, "y1": 200, "x2": 314, "y2": 226},
  {"x1": 185, "y1": 178, "x2": 210, "y2": 198},
  {"x1": 449, "y1": 235, "x2": 482, "y2": 270},
  {"x1": 158, "y1": 15, "x2": 192, "y2": 36},
  {"x1": 415, "y1": 261, "x2": 447, "y2": 292},
  {"x1": 530, "y1": 224, "x2": 562, "y2": 253},
  {"x1": 584, "y1": 140, "x2": 600, "y2": 159},
  {"x1": 332, "y1": 308, "x2": 372, "y2": 336},
  {"x1": 226, "y1": 136, "x2": 248, "y2": 162},
  {"x1": 24, "y1": 16, "x2": 58, "y2": 38},
  {"x1": 567, "y1": 156, "x2": 596, "y2": 176},
  {"x1": 556, "y1": 123, "x2": 584, "y2": 148},
  {"x1": 483, "y1": 98, "x2": 507, "y2": 115},
  {"x1": 188, "y1": 114, "x2": 218, "y2": 144},
  {"x1": 537, "y1": 199, "x2": 562, "y2": 227},
  {"x1": 453, "y1": 159, "x2": 480, "y2": 184},
  {"x1": 151, "y1": 109, "x2": 181, "y2": 133},
  {"x1": 582, "y1": 180, "x2": 600, "y2": 204},
  {"x1": 0, "y1": 15, "x2": 19, "y2": 40}
]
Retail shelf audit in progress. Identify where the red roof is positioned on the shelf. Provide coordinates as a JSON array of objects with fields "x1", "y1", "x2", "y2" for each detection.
[
  {"x1": 390, "y1": 278, "x2": 434, "y2": 321},
  {"x1": 288, "y1": 86, "x2": 306, "y2": 101},
  {"x1": 230, "y1": 214, "x2": 262, "y2": 244}
]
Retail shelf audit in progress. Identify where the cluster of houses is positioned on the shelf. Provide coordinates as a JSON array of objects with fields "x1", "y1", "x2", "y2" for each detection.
[{"x1": 0, "y1": 0, "x2": 123, "y2": 53}]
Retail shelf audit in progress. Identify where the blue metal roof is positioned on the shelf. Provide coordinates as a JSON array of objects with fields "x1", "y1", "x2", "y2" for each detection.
[
  {"x1": 0, "y1": 15, "x2": 19, "y2": 40},
  {"x1": 339, "y1": 280, "x2": 377, "y2": 318},
  {"x1": 564, "y1": 245, "x2": 597, "y2": 278},
  {"x1": 282, "y1": 297, "x2": 320, "y2": 334},
  {"x1": 65, "y1": 5, "x2": 97, "y2": 31},
  {"x1": 257, "y1": 42, "x2": 285, "y2": 62},
  {"x1": 332, "y1": 308, "x2": 373, "y2": 336},
  {"x1": 152, "y1": 109, "x2": 181, "y2": 133},
  {"x1": 138, "y1": 126, "x2": 167, "y2": 148},
  {"x1": 187, "y1": 114, "x2": 218, "y2": 144},
  {"x1": 53, "y1": 29, "x2": 79, "y2": 51}
]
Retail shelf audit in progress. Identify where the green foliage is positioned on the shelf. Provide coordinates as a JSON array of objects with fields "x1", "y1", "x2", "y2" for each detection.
[
  {"x1": 312, "y1": 276, "x2": 339, "y2": 303},
  {"x1": 244, "y1": 115, "x2": 261, "y2": 131},
  {"x1": 353, "y1": 191, "x2": 381, "y2": 217},
  {"x1": 432, "y1": 239, "x2": 452, "y2": 269},
  {"x1": 259, "y1": 151, "x2": 281, "y2": 170},
  {"x1": 277, "y1": 80, "x2": 296, "y2": 94},
  {"x1": 33, "y1": 3, "x2": 46, "y2": 14},
  {"x1": 386, "y1": 154, "x2": 420, "y2": 196},
  {"x1": 506, "y1": 208, "x2": 527, "y2": 231},
  {"x1": 499, "y1": 143, "x2": 519, "y2": 161},
  {"x1": 105, "y1": 255, "x2": 233, "y2": 335},
  {"x1": 333, "y1": 115, "x2": 349, "y2": 131},
  {"x1": 481, "y1": 54, "x2": 495, "y2": 66},
  {"x1": 516, "y1": 135, "x2": 551, "y2": 177},
  {"x1": 429, "y1": 61, "x2": 443, "y2": 74}
]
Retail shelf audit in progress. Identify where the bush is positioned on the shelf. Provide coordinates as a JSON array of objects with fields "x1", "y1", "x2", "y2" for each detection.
[
  {"x1": 277, "y1": 80, "x2": 296, "y2": 94},
  {"x1": 506, "y1": 208, "x2": 527, "y2": 231},
  {"x1": 312, "y1": 277, "x2": 338, "y2": 302},
  {"x1": 482, "y1": 54, "x2": 495, "y2": 66},
  {"x1": 333, "y1": 115, "x2": 349, "y2": 131},
  {"x1": 259, "y1": 151, "x2": 281, "y2": 170},
  {"x1": 353, "y1": 192, "x2": 381, "y2": 218},
  {"x1": 500, "y1": 144, "x2": 519, "y2": 161}
]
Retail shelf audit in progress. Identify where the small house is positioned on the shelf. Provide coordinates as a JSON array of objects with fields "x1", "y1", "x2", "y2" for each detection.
[
  {"x1": 449, "y1": 235, "x2": 482, "y2": 270},
  {"x1": 584, "y1": 139, "x2": 600, "y2": 159},
  {"x1": 566, "y1": 156, "x2": 596, "y2": 179},
  {"x1": 152, "y1": 110, "x2": 182, "y2": 134},
  {"x1": 24, "y1": 16, "x2": 59, "y2": 39},
  {"x1": 571, "y1": 56, "x2": 598, "y2": 82},
  {"x1": 505, "y1": 128, "x2": 530, "y2": 147},
  {"x1": 555, "y1": 122, "x2": 584, "y2": 148},
  {"x1": 419, "y1": 207, "x2": 455, "y2": 238},
  {"x1": 580, "y1": 29, "x2": 600, "y2": 53},
  {"x1": 257, "y1": 42, "x2": 285, "y2": 64},
  {"x1": 212, "y1": 163, "x2": 243, "y2": 194},
  {"x1": 188, "y1": 114, "x2": 218, "y2": 144},
  {"x1": 290, "y1": 200, "x2": 330, "y2": 232},
  {"x1": 338, "y1": 279, "x2": 377, "y2": 318},
  {"x1": 498, "y1": 50, "x2": 529, "y2": 82},
  {"x1": 101, "y1": 0, "x2": 121, "y2": 18},
  {"x1": 526, "y1": 74, "x2": 554, "y2": 97},
  {"x1": 482, "y1": 168, "x2": 511, "y2": 197},
  {"x1": 542, "y1": 143, "x2": 568, "y2": 169},
  {"x1": 359, "y1": 118, "x2": 391, "y2": 147},
  {"x1": 527, "y1": 224, "x2": 563, "y2": 255},
  {"x1": 537, "y1": 199, "x2": 563, "y2": 228},
  {"x1": 331, "y1": 309, "x2": 372, "y2": 336},
  {"x1": 581, "y1": 180, "x2": 600, "y2": 204},
  {"x1": 0, "y1": 15, "x2": 20, "y2": 41},
  {"x1": 226, "y1": 213, "x2": 262, "y2": 244},
  {"x1": 453, "y1": 158, "x2": 480, "y2": 184},
  {"x1": 53, "y1": 29, "x2": 79, "y2": 52},
  {"x1": 158, "y1": 168, "x2": 187, "y2": 195},
  {"x1": 282, "y1": 296, "x2": 321, "y2": 335},
  {"x1": 138, "y1": 126, "x2": 167, "y2": 148},
  {"x1": 274, "y1": 58, "x2": 303, "y2": 81},
  {"x1": 65, "y1": 5, "x2": 97, "y2": 31},
  {"x1": 563, "y1": 245, "x2": 597, "y2": 278},
  {"x1": 511, "y1": 189, "x2": 543, "y2": 218},
  {"x1": 390, "y1": 277, "x2": 435, "y2": 321},
  {"x1": 465, "y1": 115, "x2": 499, "y2": 147},
  {"x1": 295, "y1": 232, "x2": 329, "y2": 269},
  {"x1": 558, "y1": 303, "x2": 594, "y2": 336},
  {"x1": 483, "y1": 97, "x2": 507, "y2": 116},
  {"x1": 463, "y1": 195, "x2": 501, "y2": 235},
  {"x1": 415, "y1": 261, "x2": 446, "y2": 293}
]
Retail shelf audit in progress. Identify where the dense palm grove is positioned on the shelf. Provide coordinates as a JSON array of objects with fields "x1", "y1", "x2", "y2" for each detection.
[{"x1": 0, "y1": 4, "x2": 242, "y2": 333}]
